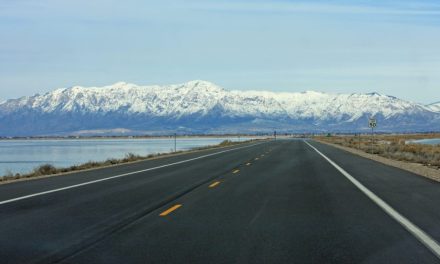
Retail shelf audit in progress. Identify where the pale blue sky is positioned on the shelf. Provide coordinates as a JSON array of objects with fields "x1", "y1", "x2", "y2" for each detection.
[{"x1": 1, "y1": 0, "x2": 439, "y2": 103}]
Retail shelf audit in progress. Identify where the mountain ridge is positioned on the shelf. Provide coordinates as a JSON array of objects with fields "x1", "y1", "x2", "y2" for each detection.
[
  {"x1": 427, "y1": 102, "x2": 440, "y2": 113},
  {"x1": 0, "y1": 80, "x2": 439, "y2": 136}
]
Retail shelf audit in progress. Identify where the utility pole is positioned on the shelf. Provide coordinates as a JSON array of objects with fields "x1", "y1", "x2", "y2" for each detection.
[{"x1": 174, "y1": 133, "x2": 177, "y2": 152}]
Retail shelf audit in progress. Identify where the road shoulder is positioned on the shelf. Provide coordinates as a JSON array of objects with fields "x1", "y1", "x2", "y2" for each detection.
[{"x1": 315, "y1": 139, "x2": 440, "y2": 182}]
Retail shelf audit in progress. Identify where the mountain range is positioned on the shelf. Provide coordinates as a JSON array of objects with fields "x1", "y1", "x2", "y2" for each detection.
[{"x1": 0, "y1": 80, "x2": 439, "y2": 136}]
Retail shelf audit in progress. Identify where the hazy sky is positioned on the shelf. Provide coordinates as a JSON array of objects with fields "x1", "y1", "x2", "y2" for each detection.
[{"x1": 1, "y1": 0, "x2": 439, "y2": 103}]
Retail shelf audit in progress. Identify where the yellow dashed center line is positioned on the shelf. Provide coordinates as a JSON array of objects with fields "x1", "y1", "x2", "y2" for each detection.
[
  {"x1": 159, "y1": 204, "x2": 182, "y2": 216},
  {"x1": 232, "y1": 169, "x2": 240, "y2": 174},
  {"x1": 209, "y1": 181, "x2": 221, "y2": 188}
]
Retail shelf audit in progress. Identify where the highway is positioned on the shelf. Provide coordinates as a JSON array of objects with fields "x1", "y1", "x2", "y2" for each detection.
[{"x1": 1, "y1": 139, "x2": 440, "y2": 263}]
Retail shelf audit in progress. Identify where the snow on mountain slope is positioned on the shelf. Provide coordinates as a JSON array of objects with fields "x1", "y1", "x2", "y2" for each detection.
[
  {"x1": 0, "y1": 80, "x2": 427, "y2": 118},
  {"x1": 0, "y1": 80, "x2": 439, "y2": 136},
  {"x1": 427, "y1": 102, "x2": 440, "y2": 113}
]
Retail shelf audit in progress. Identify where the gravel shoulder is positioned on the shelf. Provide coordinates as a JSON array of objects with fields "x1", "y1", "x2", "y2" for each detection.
[{"x1": 315, "y1": 139, "x2": 440, "y2": 182}]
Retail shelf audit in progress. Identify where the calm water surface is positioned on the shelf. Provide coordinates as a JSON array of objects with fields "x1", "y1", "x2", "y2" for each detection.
[
  {"x1": 408, "y1": 138, "x2": 440, "y2": 145},
  {"x1": 0, "y1": 137, "x2": 256, "y2": 176}
]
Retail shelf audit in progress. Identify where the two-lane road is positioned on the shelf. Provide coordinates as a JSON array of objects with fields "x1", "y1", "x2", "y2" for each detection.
[{"x1": 1, "y1": 140, "x2": 440, "y2": 263}]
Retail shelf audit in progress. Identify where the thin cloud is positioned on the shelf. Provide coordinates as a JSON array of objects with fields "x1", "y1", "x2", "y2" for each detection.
[{"x1": 192, "y1": 1, "x2": 440, "y2": 16}]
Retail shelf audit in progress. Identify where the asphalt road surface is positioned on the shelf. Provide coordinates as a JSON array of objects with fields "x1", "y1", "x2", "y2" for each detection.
[{"x1": 1, "y1": 139, "x2": 440, "y2": 264}]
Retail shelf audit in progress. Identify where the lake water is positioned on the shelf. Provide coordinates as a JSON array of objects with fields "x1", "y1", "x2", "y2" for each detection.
[
  {"x1": 0, "y1": 137, "x2": 257, "y2": 176},
  {"x1": 408, "y1": 138, "x2": 440, "y2": 145}
]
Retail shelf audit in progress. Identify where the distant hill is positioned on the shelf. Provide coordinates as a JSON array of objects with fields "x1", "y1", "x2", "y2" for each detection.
[{"x1": 0, "y1": 80, "x2": 439, "y2": 136}]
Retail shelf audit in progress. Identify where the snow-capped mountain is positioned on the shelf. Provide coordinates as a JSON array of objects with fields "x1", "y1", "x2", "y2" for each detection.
[
  {"x1": 0, "y1": 80, "x2": 439, "y2": 136},
  {"x1": 427, "y1": 102, "x2": 440, "y2": 113}
]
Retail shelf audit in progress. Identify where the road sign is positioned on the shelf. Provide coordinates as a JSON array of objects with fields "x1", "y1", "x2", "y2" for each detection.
[{"x1": 368, "y1": 118, "x2": 377, "y2": 154}]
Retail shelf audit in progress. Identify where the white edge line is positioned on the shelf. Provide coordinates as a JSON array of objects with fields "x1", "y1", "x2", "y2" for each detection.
[
  {"x1": 0, "y1": 141, "x2": 266, "y2": 206},
  {"x1": 304, "y1": 140, "x2": 440, "y2": 259}
]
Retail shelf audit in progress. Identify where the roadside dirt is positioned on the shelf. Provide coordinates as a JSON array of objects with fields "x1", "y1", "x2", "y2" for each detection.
[{"x1": 316, "y1": 140, "x2": 440, "y2": 182}]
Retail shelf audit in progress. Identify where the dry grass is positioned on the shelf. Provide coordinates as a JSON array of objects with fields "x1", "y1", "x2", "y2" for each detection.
[
  {"x1": 218, "y1": 140, "x2": 234, "y2": 146},
  {"x1": 0, "y1": 139, "x2": 260, "y2": 183},
  {"x1": 315, "y1": 134, "x2": 440, "y2": 169}
]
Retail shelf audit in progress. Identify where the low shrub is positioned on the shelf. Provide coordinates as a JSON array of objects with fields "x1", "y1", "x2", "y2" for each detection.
[
  {"x1": 219, "y1": 140, "x2": 234, "y2": 146},
  {"x1": 33, "y1": 164, "x2": 58, "y2": 176},
  {"x1": 0, "y1": 139, "x2": 257, "y2": 182},
  {"x1": 316, "y1": 134, "x2": 440, "y2": 169}
]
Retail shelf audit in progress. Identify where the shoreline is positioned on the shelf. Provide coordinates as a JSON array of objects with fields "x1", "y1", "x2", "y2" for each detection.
[
  {"x1": 0, "y1": 135, "x2": 271, "y2": 141},
  {"x1": 0, "y1": 139, "x2": 265, "y2": 185},
  {"x1": 1, "y1": 132, "x2": 439, "y2": 141}
]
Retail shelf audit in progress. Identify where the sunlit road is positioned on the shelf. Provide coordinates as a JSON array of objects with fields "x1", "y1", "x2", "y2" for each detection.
[{"x1": 1, "y1": 140, "x2": 440, "y2": 263}]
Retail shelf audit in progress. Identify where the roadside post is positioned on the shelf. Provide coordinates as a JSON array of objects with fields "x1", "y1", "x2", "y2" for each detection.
[
  {"x1": 174, "y1": 133, "x2": 177, "y2": 152},
  {"x1": 274, "y1": 130, "x2": 277, "y2": 141},
  {"x1": 368, "y1": 118, "x2": 377, "y2": 154}
]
